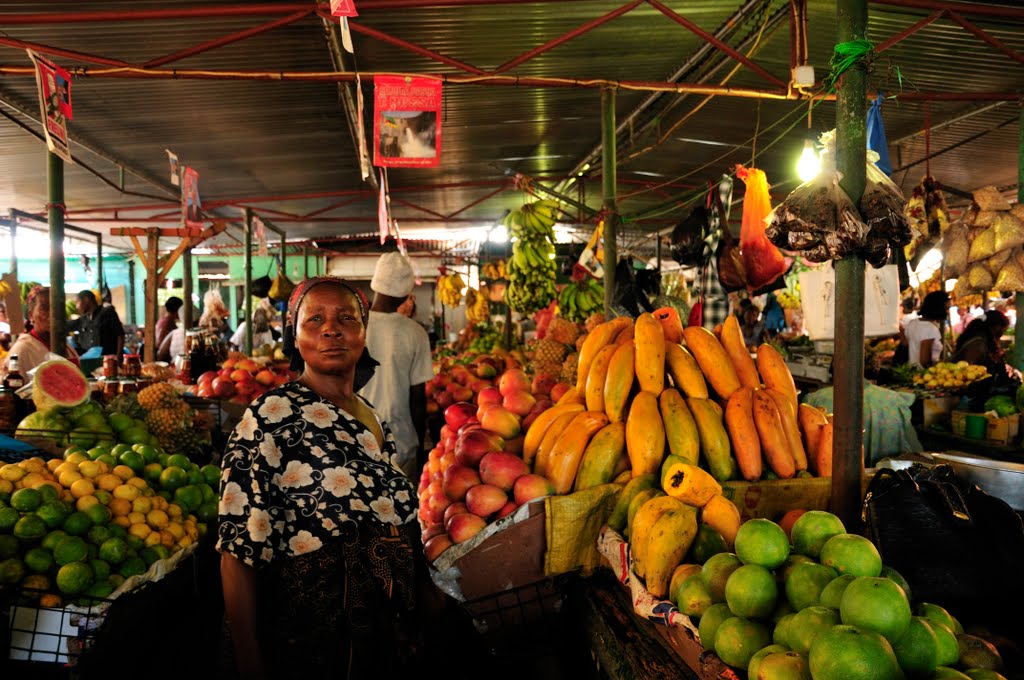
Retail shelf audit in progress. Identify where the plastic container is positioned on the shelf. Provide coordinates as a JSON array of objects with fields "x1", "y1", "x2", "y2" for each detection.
[{"x1": 964, "y1": 413, "x2": 988, "y2": 440}]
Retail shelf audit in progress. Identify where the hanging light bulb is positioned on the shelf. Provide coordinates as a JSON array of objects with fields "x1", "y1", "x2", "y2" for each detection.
[{"x1": 797, "y1": 138, "x2": 821, "y2": 182}]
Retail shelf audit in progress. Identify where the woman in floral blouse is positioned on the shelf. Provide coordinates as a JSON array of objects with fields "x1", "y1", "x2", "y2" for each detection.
[{"x1": 216, "y1": 277, "x2": 420, "y2": 678}]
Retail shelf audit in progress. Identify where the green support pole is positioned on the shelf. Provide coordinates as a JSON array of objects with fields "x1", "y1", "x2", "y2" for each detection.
[
  {"x1": 1013, "y1": 105, "x2": 1024, "y2": 371},
  {"x1": 831, "y1": 0, "x2": 868, "y2": 530},
  {"x1": 304, "y1": 245, "x2": 310, "y2": 280},
  {"x1": 48, "y1": 152, "x2": 67, "y2": 358},
  {"x1": 182, "y1": 247, "x2": 193, "y2": 329},
  {"x1": 96, "y1": 234, "x2": 103, "y2": 294},
  {"x1": 244, "y1": 208, "x2": 253, "y2": 355},
  {"x1": 128, "y1": 259, "x2": 136, "y2": 326},
  {"x1": 280, "y1": 232, "x2": 287, "y2": 329},
  {"x1": 601, "y1": 87, "x2": 618, "y2": 317}
]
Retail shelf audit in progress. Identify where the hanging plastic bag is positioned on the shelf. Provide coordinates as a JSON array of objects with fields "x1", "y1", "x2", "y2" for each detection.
[
  {"x1": 736, "y1": 165, "x2": 786, "y2": 291},
  {"x1": 968, "y1": 227, "x2": 996, "y2": 262},
  {"x1": 269, "y1": 269, "x2": 296, "y2": 302},
  {"x1": 860, "y1": 151, "x2": 912, "y2": 247},
  {"x1": 992, "y1": 212, "x2": 1024, "y2": 253},
  {"x1": 942, "y1": 223, "x2": 970, "y2": 278},
  {"x1": 973, "y1": 185, "x2": 1011, "y2": 211},
  {"x1": 669, "y1": 206, "x2": 710, "y2": 267}
]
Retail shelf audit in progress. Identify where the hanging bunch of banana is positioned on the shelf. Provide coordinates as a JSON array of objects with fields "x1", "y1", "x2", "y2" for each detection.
[
  {"x1": 556, "y1": 277, "x2": 605, "y2": 324},
  {"x1": 480, "y1": 259, "x2": 507, "y2": 280},
  {"x1": 465, "y1": 285, "x2": 491, "y2": 323},
  {"x1": 504, "y1": 199, "x2": 560, "y2": 314},
  {"x1": 437, "y1": 270, "x2": 465, "y2": 308}
]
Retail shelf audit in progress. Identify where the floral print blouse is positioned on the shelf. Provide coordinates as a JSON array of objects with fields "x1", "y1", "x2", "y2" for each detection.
[{"x1": 215, "y1": 381, "x2": 419, "y2": 568}]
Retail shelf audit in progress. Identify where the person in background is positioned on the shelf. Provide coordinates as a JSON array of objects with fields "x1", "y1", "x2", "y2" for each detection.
[
  {"x1": 898, "y1": 297, "x2": 919, "y2": 332},
  {"x1": 953, "y1": 310, "x2": 1010, "y2": 372},
  {"x1": 155, "y1": 296, "x2": 183, "y2": 349},
  {"x1": 1, "y1": 286, "x2": 79, "y2": 375},
  {"x1": 0, "y1": 301, "x2": 10, "y2": 334},
  {"x1": 397, "y1": 294, "x2": 416, "y2": 319},
  {"x1": 738, "y1": 299, "x2": 766, "y2": 350},
  {"x1": 217, "y1": 277, "x2": 421, "y2": 678},
  {"x1": 158, "y1": 312, "x2": 226, "y2": 363},
  {"x1": 904, "y1": 291, "x2": 949, "y2": 368},
  {"x1": 359, "y1": 252, "x2": 433, "y2": 479},
  {"x1": 69, "y1": 289, "x2": 124, "y2": 356},
  {"x1": 230, "y1": 305, "x2": 276, "y2": 352}
]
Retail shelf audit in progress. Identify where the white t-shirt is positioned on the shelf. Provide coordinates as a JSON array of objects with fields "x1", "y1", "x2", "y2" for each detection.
[
  {"x1": 230, "y1": 322, "x2": 275, "y2": 350},
  {"x1": 899, "y1": 311, "x2": 919, "y2": 331},
  {"x1": 358, "y1": 311, "x2": 433, "y2": 471},
  {"x1": 905, "y1": 318, "x2": 942, "y2": 367}
]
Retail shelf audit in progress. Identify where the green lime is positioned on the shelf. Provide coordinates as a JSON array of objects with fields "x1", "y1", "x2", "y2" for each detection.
[
  {"x1": 54, "y1": 536, "x2": 88, "y2": 565},
  {"x1": 197, "y1": 501, "x2": 218, "y2": 523},
  {"x1": 62, "y1": 511, "x2": 93, "y2": 536},
  {"x1": 55, "y1": 562, "x2": 94, "y2": 595},
  {"x1": 0, "y1": 557, "x2": 26, "y2": 584},
  {"x1": 0, "y1": 506, "x2": 20, "y2": 532},
  {"x1": 143, "y1": 463, "x2": 163, "y2": 484},
  {"x1": 98, "y1": 537, "x2": 128, "y2": 565},
  {"x1": 10, "y1": 488, "x2": 43, "y2": 512},
  {"x1": 0, "y1": 534, "x2": 18, "y2": 559},
  {"x1": 174, "y1": 485, "x2": 203, "y2": 513},
  {"x1": 118, "y1": 556, "x2": 146, "y2": 579},
  {"x1": 108, "y1": 414, "x2": 133, "y2": 433},
  {"x1": 41, "y1": 530, "x2": 67, "y2": 551},
  {"x1": 87, "y1": 525, "x2": 111, "y2": 546},
  {"x1": 97, "y1": 454, "x2": 117, "y2": 468},
  {"x1": 24, "y1": 547, "x2": 54, "y2": 573},
  {"x1": 118, "y1": 450, "x2": 145, "y2": 473},
  {"x1": 84, "y1": 504, "x2": 112, "y2": 526},
  {"x1": 14, "y1": 514, "x2": 48, "y2": 541},
  {"x1": 87, "y1": 446, "x2": 111, "y2": 461},
  {"x1": 200, "y1": 464, "x2": 221, "y2": 487},
  {"x1": 159, "y1": 466, "x2": 187, "y2": 491},
  {"x1": 36, "y1": 500, "x2": 70, "y2": 529}
]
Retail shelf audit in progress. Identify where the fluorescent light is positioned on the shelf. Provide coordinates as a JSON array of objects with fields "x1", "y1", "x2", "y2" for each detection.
[
  {"x1": 488, "y1": 225, "x2": 508, "y2": 244},
  {"x1": 797, "y1": 139, "x2": 821, "y2": 182}
]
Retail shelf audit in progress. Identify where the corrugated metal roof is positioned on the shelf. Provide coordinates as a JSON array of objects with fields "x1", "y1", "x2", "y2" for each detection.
[{"x1": 0, "y1": 0, "x2": 1020, "y2": 255}]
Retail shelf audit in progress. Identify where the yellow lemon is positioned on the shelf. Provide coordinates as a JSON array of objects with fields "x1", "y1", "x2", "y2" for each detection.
[
  {"x1": 128, "y1": 523, "x2": 151, "y2": 540},
  {"x1": 127, "y1": 477, "x2": 148, "y2": 491},
  {"x1": 165, "y1": 521, "x2": 184, "y2": 540},
  {"x1": 96, "y1": 474, "x2": 121, "y2": 492},
  {"x1": 77, "y1": 461, "x2": 101, "y2": 479},
  {"x1": 58, "y1": 470, "x2": 83, "y2": 489},
  {"x1": 108, "y1": 497, "x2": 131, "y2": 517},
  {"x1": 146, "y1": 509, "x2": 169, "y2": 530},
  {"x1": 177, "y1": 535, "x2": 194, "y2": 550},
  {"x1": 69, "y1": 479, "x2": 95, "y2": 499},
  {"x1": 132, "y1": 497, "x2": 153, "y2": 515},
  {"x1": 144, "y1": 532, "x2": 163, "y2": 547},
  {"x1": 22, "y1": 472, "x2": 49, "y2": 489},
  {"x1": 75, "y1": 495, "x2": 100, "y2": 512},
  {"x1": 112, "y1": 484, "x2": 139, "y2": 502},
  {"x1": 65, "y1": 453, "x2": 89, "y2": 465},
  {"x1": 151, "y1": 496, "x2": 168, "y2": 512},
  {"x1": 112, "y1": 465, "x2": 135, "y2": 481},
  {"x1": 1, "y1": 464, "x2": 27, "y2": 482},
  {"x1": 19, "y1": 458, "x2": 46, "y2": 474},
  {"x1": 159, "y1": 531, "x2": 175, "y2": 549},
  {"x1": 112, "y1": 516, "x2": 131, "y2": 528},
  {"x1": 127, "y1": 511, "x2": 146, "y2": 525},
  {"x1": 167, "y1": 504, "x2": 184, "y2": 520},
  {"x1": 46, "y1": 458, "x2": 63, "y2": 473}
]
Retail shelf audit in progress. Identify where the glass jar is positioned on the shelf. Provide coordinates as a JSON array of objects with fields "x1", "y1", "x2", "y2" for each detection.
[
  {"x1": 102, "y1": 378, "x2": 120, "y2": 401},
  {"x1": 119, "y1": 379, "x2": 138, "y2": 395},
  {"x1": 103, "y1": 355, "x2": 120, "y2": 379},
  {"x1": 122, "y1": 354, "x2": 142, "y2": 378}
]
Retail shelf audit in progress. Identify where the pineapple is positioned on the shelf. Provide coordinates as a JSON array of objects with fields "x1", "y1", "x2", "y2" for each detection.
[
  {"x1": 531, "y1": 361, "x2": 562, "y2": 380},
  {"x1": 138, "y1": 382, "x2": 178, "y2": 411},
  {"x1": 561, "y1": 352, "x2": 579, "y2": 385},
  {"x1": 534, "y1": 338, "x2": 568, "y2": 365},
  {"x1": 547, "y1": 317, "x2": 580, "y2": 346},
  {"x1": 584, "y1": 313, "x2": 606, "y2": 332},
  {"x1": 575, "y1": 333, "x2": 588, "y2": 353}
]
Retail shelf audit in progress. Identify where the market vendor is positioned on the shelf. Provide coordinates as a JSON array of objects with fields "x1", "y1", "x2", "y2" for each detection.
[
  {"x1": 0, "y1": 286, "x2": 79, "y2": 376},
  {"x1": 217, "y1": 276, "x2": 421, "y2": 679},
  {"x1": 904, "y1": 290, "x2": 949, "y2": 368},
  {"x1": 953, "y1": 310, "x2": 1009, "y2": 372}
]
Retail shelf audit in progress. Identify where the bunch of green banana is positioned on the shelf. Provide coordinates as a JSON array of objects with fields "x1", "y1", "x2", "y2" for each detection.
[
  {"x1": 502, "y1": 199, "x2": 559, "y2": 242},
  {"x1": 505, "y1": 199, "x2": 561, "y2": 314},
  {"x1": 557, "y1": 277, "x2": 605, "y2": 323},
  {"x1": 465, "y1": 285, "x2": 490, "y2": 323},
  {"x1": 437, "y1": 271, "x2": 465, "y2": 308}
]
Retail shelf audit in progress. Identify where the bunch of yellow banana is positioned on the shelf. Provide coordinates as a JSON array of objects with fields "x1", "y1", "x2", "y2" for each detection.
[
  {"x1": 437, "y1": 271, "x2": 465, "y2": 308},
  {"x1": 557, "y1": 277, "x2": 604, "y2": 323},
  {"x1": 0, "y1": 280, "x2": 9, "y2": 297},
  {"x1": 480, "y1": 259, "x2": 507, "y2": 280},
  {"x1": 465, "y1": 285, "x2": 490, "y2": 323}
]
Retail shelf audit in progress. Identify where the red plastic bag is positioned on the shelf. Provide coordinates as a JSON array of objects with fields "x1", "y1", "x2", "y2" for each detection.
[{"x1": 736, "y1": 165, "x2": 787, "y2": 291}]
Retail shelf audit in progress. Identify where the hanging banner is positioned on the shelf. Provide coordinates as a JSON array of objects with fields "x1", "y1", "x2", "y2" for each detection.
[
  {"x1": 356, "y1": 73, "x2": 370, "y2": 180},
  {"x1": 373, "y1": 75, "x2": 442, "y2": 168},
  {"x1": 27, "y1": 50, "x2": 72, "y2": 163},
  {"x1": 378, "y1": 168, "x2": 389, "y2": 244},
  {"x1": 253, "y1": 215, "x2": 269, "y2": 257},
  {"x1": 166, "y1": 149, "x2": 180, "y2": 186},
  {"x1": 340, "y1": 16, "x2": 355, "y2": 53},
  {"x1": 182, "y1": 166, "x2": 203, "y2": 230},
  {"x1": 330, "y1": 0, "x2": 358, "y2": 17}
]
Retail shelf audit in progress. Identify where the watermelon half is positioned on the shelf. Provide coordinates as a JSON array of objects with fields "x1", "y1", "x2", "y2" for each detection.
[{"x1": 32, "y1": 359, "x2": 90, "y2": 411}]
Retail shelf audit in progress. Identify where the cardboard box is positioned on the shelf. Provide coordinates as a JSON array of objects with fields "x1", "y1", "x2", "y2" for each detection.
[
  {"x1": 951, "y1": 410, "x2": 1020, "y2": 445},
  {"x1": 920, "y1": 396, "x2": 959, "y2": 427},
  {"x1": 721, "y1": 475, "x2": 874, "y2": 522}
]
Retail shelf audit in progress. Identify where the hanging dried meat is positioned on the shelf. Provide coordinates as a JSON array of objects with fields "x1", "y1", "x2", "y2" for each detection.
[{"x1": 903, "y1": 175, "x2": 948, "y2": 269}]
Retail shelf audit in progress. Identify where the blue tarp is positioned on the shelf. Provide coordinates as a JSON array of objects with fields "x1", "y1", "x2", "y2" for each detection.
[{"x1": 867, "y1": 93, "x2": 893, "y2": 176}]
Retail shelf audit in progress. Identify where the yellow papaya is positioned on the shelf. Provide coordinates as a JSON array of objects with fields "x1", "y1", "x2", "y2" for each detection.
[
  {"x1": 765, "y1": 388, "x2": 808, "y2": 471},
  {"x1": 798, "y1": 403, "x2": 828, "y2": 471},
  {"x1": 612, "y1": 468, "x2": 632, "y2": 484},
  {"x1": 659, "y1": 453, "x2": 687, "y2": 490},
  {"x1": 532, "y1": 411, "x2": 579, "y2": 477},
  {"x1": 613, "y1": 323, "x2": 635, "y2": 346},
  {"x1": 556, "y1": 387, "x2": 586, "y2": 407},
  {"x1": 725, "y1": 387, "x2": 762, "y2": 481},
  {"x1": 603, "y1": 342, "x2": 635, "y2": 423},
  {"x1": 665, "y1": 343, "x2": 709, "y2": 399},
  {"x1": 631, "y1": 495, "x2": 684, "y2": 579},
  {"x1": 756, "y1": 343, "x2": 798, "y2": 412},
  {"x1": 577, "y1": 317, "x2": 632, "y2": 392},
  {"x1": 625, "y1": 487, "x2": 664, "y2": 539},
  {"x1": 522, "y1": 403, "x2": 585, "y2": 466},
  {"x1": 817, "y1": 416, "x2": 834, "y2": 477},
  {"x1": 585, "y1": 345, "x2": 618, "y2": 413},
  {"x1": 546, "y1": 411, "x2": 610, "y2": 494},
  {"x1": 625, "y1": 391, "x2": 665, "y2": 478},
  {"x1": 720, "y1": 315, "x2": 761, "y2": 389},
  {"x1": 662, "y1": 461, "x2": 722, "y2": 507},
  {"x1": 634, "y1": 312, "x2": 666, "y2": 394},
  {"x1": 658, "y1": 387, "x2": 699, "y2": 466},
  {"x1": 574, "y1": 422, "x2": 626, "y2": 491},
  {"x1": 683, "y1": 326, "x2": 740, "y2": 400},
  {"x1": 686, "y1": 397, "x2": 736, "y2": 482},
  {"x1": 700, "y1": 494, "x2": 741, "y2": 546},
  {"x1": 609, "y1": 474, "x2": 656, "y2": 532},
  {"x1": 645, "y1": 505, "x2": 699, "y2": 599},
  {"x1": 751, "y1": 389, "x2": 796, "y2": 479}
]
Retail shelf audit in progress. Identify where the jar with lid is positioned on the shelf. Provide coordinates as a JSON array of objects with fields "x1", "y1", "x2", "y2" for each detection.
[
  {"x1": 123, "y1": 354, "x2": 142, "y2": 378},
  {"x1": 119, "y1": 379, "x2": 139, "y2": 395},
  {"x1": 102, "y1": 378, "x2": 120, "y2": 401},
  {"x1": 103, "y1": 355, "x2": 120, "y2": 380}
]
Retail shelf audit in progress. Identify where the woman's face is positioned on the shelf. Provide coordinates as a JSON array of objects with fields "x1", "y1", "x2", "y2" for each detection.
[
  {"x1": 295, "y1": 284, "x2": 365, "y2": 376},
  {"x1": 30, "y1": 295, "x2": 51, "y2": 333}
]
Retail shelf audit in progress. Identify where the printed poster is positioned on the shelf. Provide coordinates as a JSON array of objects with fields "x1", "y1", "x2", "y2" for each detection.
[
  {"x1": 798, "y1": 263, "x2": 900, "y2": 341},
  {"x1": 374, "y1": 75, "x2": 442, "y2": 168},
  {"x1": 182, "y1": 166, "x2": 203, "y2": 230},
  {"x1": 27, "y1": 50, "x2": 72, "y2": 163},
  {"x1": 166, "y1": 149, "x2": 180, "y2": 186},
  {"x1": 330, "y1": 0, "x2": 358, "y2": 16}
]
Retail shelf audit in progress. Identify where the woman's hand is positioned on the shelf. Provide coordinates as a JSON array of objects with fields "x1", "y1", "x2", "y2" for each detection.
[{"x1": 221, "y1": 552, "x2": 266, "y2": 680}]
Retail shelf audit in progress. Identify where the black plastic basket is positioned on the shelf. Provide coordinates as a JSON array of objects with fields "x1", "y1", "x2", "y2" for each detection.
[{"x1": 459, "y1": 576, "x2": 571, "y2": 656}]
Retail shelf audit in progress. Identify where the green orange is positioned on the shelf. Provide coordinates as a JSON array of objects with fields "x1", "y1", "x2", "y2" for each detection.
[
  {"x1": 819, "y1": 534, "x2": 882, "y2": 577},
  {"x1": 839, "y1": 577, "x2": 911, "y2": 642},
  {"x1": 713, "y1": 616, "x2": 772, "y2": 669},
  {"x1": 734, "y1": 519, "x2": 790, "y2": 569},
  {"x1": 725, "y1": 564, "x2": 777, "y2": 618},
  {"x1": 808, "y1": 625, "x2": 902, "y2": 680},
  {"x1": 785, "y1": 562, "x2": 837, "y2": 611},
  {"x1": 791, "y1": 510, "x2": 846, "y2": 559}
]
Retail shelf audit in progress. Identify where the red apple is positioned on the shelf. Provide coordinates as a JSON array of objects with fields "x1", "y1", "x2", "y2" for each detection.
[
  {"x1": 212, "y1": 376, "x2": 236, "y2": 399},
  {"x1": 434, "y1": 391, "x2": 454, "y2": 409},
  {"x1": 498, "y1": 369, "x2": 531, "y2": 396},
  {"x1": 422, "y1": 523, "x2": 446, "y2": 543},
  {"x1": 237, "y1": 359, "x2": 258, "y2": 373},
  {"x1": 513, "y1": 474, "x2": 556, "y2": 505},
  {"x1": 254, "y1": 369, "x2": 276, "y2": 387},
  {"x1": 479, "y1": 452, "x2": 529, "y2": 491},
  {"x1": 444, "y1": 402, "x2": 477, "y2": 431},
  {"x1": 424, "y1": 533, "x2": 454, "y2": 560},
  {"x1": 441, "y1": 465, "x2": 481, "y2": 501},
  {"x1": 454, "y1": 429, "x2": 504, "y2": 468},
  {"x1": 196, "y1": 387, "x2": 214, "y2": 399},
  {"x1": 230, "y1": 368, "x2": 253, "y2": 383},
  {"x1": 443, "y1": 502, "x2": 468, "y2": 525},
  {"x1": 446, "y1": 513, "x2": 486, "y2": 544},
  {"x1": 445, "y1": 382, "x2": 461, "y2": 395},
  {"x1": 425, "y1": 382, "x2": 436, "y2": 399},
  {"x1": 197, "y1": 370, "x2": 218, "y2": 386},
  {"x1": 466, "y1": 484, "x2": 508, "y2": 518},
  {"x1": 479, "y1": 405, "x2": 521, "y2": 439},
  {"x1": 502, "y1": 390, "x2": 536, "y2": 417},
  {"x1": 549, "y1": 382, "x2": 572, "y2": 402},
  {"x1": 477, "y1": 386, "x2": 502, "y2": 409},
  {"x1": 522, "y1": 399, "x2": 553, "y2": 429},
  {"x1": 434, "y1": 374, "x2": 451, "y2": 389},
  {"x1": 495, "y1": 501, "x2": 518, "y2": 520},
  {"x1": 426, "y1": 401, "x2": 440, "y2": 416}
]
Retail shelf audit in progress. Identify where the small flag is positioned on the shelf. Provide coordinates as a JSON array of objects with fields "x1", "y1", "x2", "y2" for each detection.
[
  {"x1": 330, "y1": 0, "x2": 358, "y2": 17},
  {"x1": 166, "y1": 149, "x2": 180, "y2": 186},
  {"x1": 27, "y1": 50, "x2": 72, "y2": 163}
]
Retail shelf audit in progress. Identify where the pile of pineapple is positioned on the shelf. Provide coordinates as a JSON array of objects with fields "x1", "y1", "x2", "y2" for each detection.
[{"x1": 529, "y1": 313, "x2": 606, "y2": 384}]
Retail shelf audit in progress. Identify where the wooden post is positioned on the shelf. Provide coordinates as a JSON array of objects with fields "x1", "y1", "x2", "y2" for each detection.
[
  {"x1": 96, "y1": 233, "x2": 103, "y2": 294},
  {"x1": 144, "y1": 229, "x2": 158, "y2": 362},
  {"x1": 48, "y1": 152, "x2": 67, "y2": 358}
]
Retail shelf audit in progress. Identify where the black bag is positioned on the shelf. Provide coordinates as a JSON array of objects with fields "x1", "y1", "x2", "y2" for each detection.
[
  {"x1": 670, "y1": 206, "x2": 710, "y2": 267},
  {"x1": 863, "y1": 464, "x2": 1024, "y2": 632}
]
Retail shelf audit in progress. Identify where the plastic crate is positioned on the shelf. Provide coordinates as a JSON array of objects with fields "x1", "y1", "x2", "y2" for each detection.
[
  {"x1": 459, "y1": 576, "x2": 570, "y2": 657},
  {"x1": 2, "y1": 588, "x2": 113, "y2": 669}
]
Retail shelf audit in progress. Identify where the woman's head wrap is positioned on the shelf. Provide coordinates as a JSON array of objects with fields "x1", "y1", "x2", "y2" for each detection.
[{"x1": 282, "y1": 277, "x2": 378, "y2": 388}]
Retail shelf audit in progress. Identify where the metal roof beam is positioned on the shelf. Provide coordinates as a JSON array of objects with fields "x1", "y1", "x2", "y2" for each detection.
[
  {"x1": 945, "y1": 11, "x2": 1024, "y2": 64},
  {"x1": 348, "y1": 21, "x2": 487, "y2": 76}
]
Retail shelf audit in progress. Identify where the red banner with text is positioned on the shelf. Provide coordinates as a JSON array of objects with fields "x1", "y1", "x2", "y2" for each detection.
[{"x1": 373, "y1": 75, "x2": 442, "y2": 168}]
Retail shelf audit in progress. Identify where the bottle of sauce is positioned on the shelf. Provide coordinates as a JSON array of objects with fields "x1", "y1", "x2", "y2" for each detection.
[{"x1": 0, "y1": 354, "x2": 25, "y2": 431}]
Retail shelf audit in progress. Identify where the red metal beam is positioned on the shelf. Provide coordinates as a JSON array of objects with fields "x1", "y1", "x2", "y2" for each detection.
[
  {"x1": 445, "y1": 184, "x2": 508, "y2": 219},
  {"x1": 945, "y1": 12, "x2": 1024, "y2": 64},
  {"x1": 390, "y1": 196, "x2": 449, "y2": 220},
  {"x1": 0, "y1": 36, "x2": 132, "y2": 68},
  {"x1": 144, "y1": 10, "x2": 313, "y2": 68},
  {"x1": 875, "y1": 10, "x2": 945, "y2": 53},
  {"x1": 348, "y1": 21, "x2": 488, "y2": 76},
  {"x1": 645, "y1": 0, "x2": 788, "y2": 90},
  {"x1": 302, "y1": 196, "x2": 368, "y2": 219},
  {"x1": 491, "y1": 0, "x2": 644, "y2": 75},
  {"x1": 869, "y1": 0, "x2": 1024, "y2": 19}
]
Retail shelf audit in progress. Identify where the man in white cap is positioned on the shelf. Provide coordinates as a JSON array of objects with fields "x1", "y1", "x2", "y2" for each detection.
[{"x1": 359, "y1": 251, "x2": 434, "y2": 478}]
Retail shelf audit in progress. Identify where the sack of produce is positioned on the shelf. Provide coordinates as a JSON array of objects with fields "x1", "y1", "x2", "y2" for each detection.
[
  {"x1": 942, "y1": 223, "x2": 970, "y2": 278},
  {"x1": 973, "y1": 184, "x2": 1012, "y2": 211},
  {"x1": 953, "y1": 275, "x2": 975, "y2": 299},
  {"x1": 994, "y1": 257, "x2": 1024, "y2": 292},
  {"x1": 986, "y1": 247, "x2": 1013, "y2": 275},
  {"x1": 992, "y1": 211, "x2": 1024, "y2": 253},
  {"x1": 1012, "y1": 203, "x2": 1024, "y2": 221},
  {"x1": 968, "y1": 226, "x2": 996, "y2": 262},
  {"x1": 974, "y1": 210, "x2": 999, "y2": 228},
  {"x1": 736, "y1": 165, "x2": 787, "y2": 291},
  {"x1": 967, "y1": 263, "x2": 994, "y2": 290}
]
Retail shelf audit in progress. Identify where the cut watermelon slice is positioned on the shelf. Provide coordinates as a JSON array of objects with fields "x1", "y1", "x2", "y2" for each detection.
[{"x1": 32, "y1": 359, "x2": 90, "y2": 411}]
